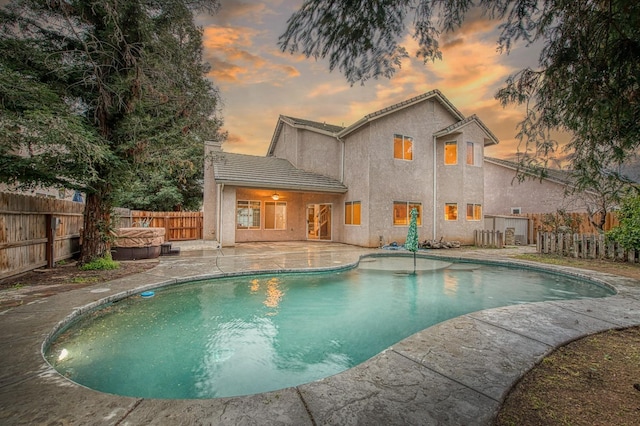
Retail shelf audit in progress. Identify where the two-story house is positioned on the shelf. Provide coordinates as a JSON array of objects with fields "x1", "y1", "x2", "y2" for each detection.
[{"x1": 203, "y1": 90, "x2": 499, "y2": 247}]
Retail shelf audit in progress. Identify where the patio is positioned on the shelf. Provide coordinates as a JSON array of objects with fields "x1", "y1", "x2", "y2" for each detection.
[{"x1": 1, "y1": 242, "x2": 639, "y2": 425}]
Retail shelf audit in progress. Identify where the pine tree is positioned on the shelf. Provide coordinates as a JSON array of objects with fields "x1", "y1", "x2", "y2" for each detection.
[{"x1": 0, "y1": 0, "x2": 223, "y2": 263}]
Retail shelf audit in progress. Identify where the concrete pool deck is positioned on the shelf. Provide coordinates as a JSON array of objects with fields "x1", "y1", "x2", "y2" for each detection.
[{"x1": 1, "y1": 241, "x2": 640, "y2": 425}]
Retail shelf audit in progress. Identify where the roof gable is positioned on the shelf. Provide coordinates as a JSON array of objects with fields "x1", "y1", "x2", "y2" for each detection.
[
  {"x1": 434, "y1": 114, "x2": 499, "y2": 146},
  {"x1": 337, "y1": 89, "x2": 465, "y2": 138},
  {"x1": 266, "y1": 115, "x2": 344, "y2": 156}
]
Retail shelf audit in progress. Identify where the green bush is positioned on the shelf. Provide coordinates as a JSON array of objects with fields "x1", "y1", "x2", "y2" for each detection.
[
  {"x1": 606, "y1": 196, "x2": 640, "y2": 250},
  {"x1": 79, "y1": 252, "x2": 120, "y2": 271}
]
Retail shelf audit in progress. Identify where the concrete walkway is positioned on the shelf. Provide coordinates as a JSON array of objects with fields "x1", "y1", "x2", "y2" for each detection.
[{"x1": 1, "y1": 242, "x2": 639, "y2": 425}]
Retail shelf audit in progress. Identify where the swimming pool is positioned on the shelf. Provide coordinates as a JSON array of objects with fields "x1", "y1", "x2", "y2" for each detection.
[{"x1": 45, "y1": 255, "x2": 613, "y2": 399}]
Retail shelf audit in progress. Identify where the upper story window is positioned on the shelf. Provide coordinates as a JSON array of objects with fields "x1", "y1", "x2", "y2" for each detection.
[
  {"x1": 265, "y1": 201, "x2": 287, "y2": 230},
  {"x1": 237, "y1": 200, "x2": 261, "y2": 229},
  {"x1": 444, "y1": 203, "x2": 458, "y2": 221},
  {"x1": 444, "y1": 141, "x2": 457, "y2": 165},
  {"x1": 345, "y1": 201, "x2": 361, "y2": 225},
  {"x1": 466, "y1": 142, "x2": 475, "y2": 165},
  {"x1": 466, "y1": 141, "x2": 482, "y2": 166},
  {"x1": 393, "y1": 202, "x2": 422, "y2": 226},
  {"x1": 394, "y1": 134, "x2": 413, "y2": 160},
  {"x1": 466, "y1": 203, "x2": 482, "y2": 221}
]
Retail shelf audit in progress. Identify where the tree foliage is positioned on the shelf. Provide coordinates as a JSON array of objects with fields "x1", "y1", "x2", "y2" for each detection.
[
  {"x1": 280, "y1": 0, "x2": 640, "y2": 182},
  {"x1": 607, "y1": 195, "x2": 640, "y2": 251},
  {"x1": 0, "y1": 0, "x2": 223, "y2": 262}
]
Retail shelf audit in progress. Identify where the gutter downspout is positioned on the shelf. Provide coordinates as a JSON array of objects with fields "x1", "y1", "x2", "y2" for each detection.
[
  {"x1": 433, "y1": 136, "x2": 437, "y2": 240},
  {"x1": 337, "y1": 136, "x2": 345, "y2": 182},
  {"x1": 217, "y1": 183, "x2": 224, "y2": 246}
]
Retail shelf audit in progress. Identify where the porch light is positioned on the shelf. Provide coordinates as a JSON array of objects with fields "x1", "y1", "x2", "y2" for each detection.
[{"x1": 271, "y1": 193, "x2": 280, "y2": 200}]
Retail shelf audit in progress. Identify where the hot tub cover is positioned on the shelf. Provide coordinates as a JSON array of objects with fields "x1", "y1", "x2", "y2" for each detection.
[{"x1": 113, "y1": 227, "x2": 165, "y2": 247}]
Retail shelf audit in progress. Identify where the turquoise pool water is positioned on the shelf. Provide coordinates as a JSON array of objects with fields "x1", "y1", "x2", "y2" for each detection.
[{"x1": 45, "y1": 257, "x2": 613, "y2": 399}]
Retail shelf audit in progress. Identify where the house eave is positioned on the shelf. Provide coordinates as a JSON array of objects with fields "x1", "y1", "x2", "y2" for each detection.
[{"x1": 215, "y1": 179, "x2": 348, "y2": 194}]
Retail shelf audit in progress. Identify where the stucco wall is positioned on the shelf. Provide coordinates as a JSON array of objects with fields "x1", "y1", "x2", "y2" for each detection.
[
  {"x1": 202, "y1": 143, "x2": 218, "y2": 241},
  {"x1": 231, "y1": 188, "x2": 344, "y2": 244},
  {"x1": 483, "y1": 161, "x2": 587, "y2": 215},
  {"x1": 435, "y1": 122, "x2": 487, "y2": 244},
  {"x1": 342, "y1": 99, "x2": 461, "y2": 247},
  {"x1": 295, "y1": 130, "x2": 343, "y2": 180},
  {"x1": 271, "y1": 125, "x2": 298, "y2": 164}
]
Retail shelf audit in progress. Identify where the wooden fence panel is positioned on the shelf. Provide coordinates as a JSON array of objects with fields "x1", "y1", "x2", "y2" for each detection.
[
  {"x1": 537, "y1": 231, "x2": 638, "y2": 262},
  {"x1": 524, "y1": 212, "x2": 619, "y2": 238},
  {"x1": 474, "y1": 230, "x2": 504, "y2": 248},
  {"x1": 129, "y1": 211, "x2": 203, "y2": 241},
  {"x1": 1, "y1": 193, "x2": 84, "y2": 280}
]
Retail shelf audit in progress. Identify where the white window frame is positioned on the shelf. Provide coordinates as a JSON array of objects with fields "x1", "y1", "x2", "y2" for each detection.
[
  {"x1": 264, "y1": 201, "x2": 287, "y2": 230},
  {"x1": 393, "y1": 134, "x2": 413, "y2": 161},
  {"x1": 237, "y1": 200, "x2": 261, "y2": 229},
  {"x1": 444, "y1": 141, "x2": 457, "y2": 165},
  {"x1": 345, "y1": 201, "x2": 361, "y2": 225}
]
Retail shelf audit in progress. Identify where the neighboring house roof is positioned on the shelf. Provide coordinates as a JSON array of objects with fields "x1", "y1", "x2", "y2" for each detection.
[
  {"x1": 484, "y1": 156, "x2": 576, "y2": 186},
  {"x1": 434, "y1": 114, "x2": 499, "y2": 146},
  {"x1": 266, "y1": 115, "x2": 344, "y2": 156},
  {"x1": 338, "y1": 89, "x2": 465, "y2": 138},
  {"x1": 212, "y1": 151, "x2": 348, "y2": 193}
]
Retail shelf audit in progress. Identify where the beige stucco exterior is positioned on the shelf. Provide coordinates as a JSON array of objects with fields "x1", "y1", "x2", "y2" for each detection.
[
  {"x1": 483, "y1": 159, "x2": 588, "y2": 215},
  {"x1": 204, "y1": 91, "x2": 500, "y2": 247}
]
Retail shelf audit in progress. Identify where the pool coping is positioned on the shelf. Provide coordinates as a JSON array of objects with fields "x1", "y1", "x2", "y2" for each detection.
[{"x1": 1, "y1": 243, "x2": 640, "y2": 425}]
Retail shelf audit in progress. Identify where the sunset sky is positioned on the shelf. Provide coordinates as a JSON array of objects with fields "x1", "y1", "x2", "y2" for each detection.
[{"x1": 197, "y1": 1, "x2": 551, "y2": 160}]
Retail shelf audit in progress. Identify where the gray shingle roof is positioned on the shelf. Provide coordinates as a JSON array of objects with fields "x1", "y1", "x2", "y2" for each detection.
[
  {"x1": 280, "y1": 116, "x2": 345, "y2": 134},
  {"x1": 267, "y1": 115, "x2": 344, "y2": 156},
  {"x1": 434, "y1": 114, "x2": 499, "y2": 146},
  {"x1": 484, "y1": 156, "x2": 575, "y2": 185},
  {"x1": 212, "y1": 151, "x2": 348, "y2": 193}
]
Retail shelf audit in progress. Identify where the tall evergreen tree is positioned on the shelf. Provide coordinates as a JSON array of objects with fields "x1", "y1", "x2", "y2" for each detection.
[
  {"x1": 280, "y1": 0, "x2": 640, "y2": 183},
  {"x1": 0, "y1": 0, "x2": 222, "y2": 263}
]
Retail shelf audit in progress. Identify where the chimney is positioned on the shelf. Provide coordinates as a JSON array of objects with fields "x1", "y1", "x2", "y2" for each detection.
[{"x1": 206, "y1": 140, "x2": 223, "y2": 151}]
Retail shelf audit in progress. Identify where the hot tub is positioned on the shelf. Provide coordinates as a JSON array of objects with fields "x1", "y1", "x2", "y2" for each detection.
[{"x1": 111, "y1": 227, "x2": 165, "y2": 260}]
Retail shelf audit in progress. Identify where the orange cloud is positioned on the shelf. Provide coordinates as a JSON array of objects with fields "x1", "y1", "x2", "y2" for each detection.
[{"x1": 203, "y1": 25, "x2": 300, "y2": 86}]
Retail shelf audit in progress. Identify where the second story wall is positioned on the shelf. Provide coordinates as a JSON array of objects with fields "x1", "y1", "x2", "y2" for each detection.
[
  {"x1": 270, "y1": 123, "x2": 342, "y2": 181},
  {"x1": 484, "y1": 160, "x2": 588, "y2": 215}
]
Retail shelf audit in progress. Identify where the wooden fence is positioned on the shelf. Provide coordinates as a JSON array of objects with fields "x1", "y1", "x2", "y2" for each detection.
[
  {"x1": 1, "y1": 193, "x2": 84, "y2": 280},
  {"x1": 524, "y1": 212, "x2": 619, "y2": 235},
  {"x1": 1, "y1": 193, "x2": 204, "y2": 281},
  {"x1": 115, "y1": 210, "x2": 203, "y2": 241},
  {"x1": 537, "y1": 231, "x2": 639, "y2": 262},
  {"x1": 474, "y1": 230, "x2": 504, "y2": 248}
]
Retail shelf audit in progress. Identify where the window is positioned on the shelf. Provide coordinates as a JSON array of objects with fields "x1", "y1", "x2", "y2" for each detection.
[
  {"x1": 265, "y1": 201, "x2": 286, "y2": 230},
  {"x1": 444, "y1": 203, "x2": 458, "y2": 221},
  {"x1": 444, "y1": 141, "x2": 457, "y2": 165},
  {"x1": 511, "y1": 207, "x2": 522, "y2": 215},
  {"x1": 466, "y1": 141, "x2": 482, "y2": 166},
  {"x1": 394, "y1": 134, "x2": 413, "y2": 160},
  {"x1": 345, "y1": 201, "x2": 361, "y2": 225},
  {"x1": 466, "y1": 203, "x2": 482, "y2": 221},
  {"x1": 393, "y1": 202, "x2": 422, "y2": 226},
  {"x1": 237, "y1": 200, "x2": 261, "y2": 229}
]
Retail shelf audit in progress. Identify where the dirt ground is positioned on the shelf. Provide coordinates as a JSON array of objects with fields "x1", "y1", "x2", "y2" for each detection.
[
  {"x1": 0, "y1": 260, "x2": 157, "y2": 309},
  {"x1": 1, "y1": 252, "x2": 639, "y2": 424},
  {"x1": 495, "y1": 254, "x2": 640, "y2": 426}
]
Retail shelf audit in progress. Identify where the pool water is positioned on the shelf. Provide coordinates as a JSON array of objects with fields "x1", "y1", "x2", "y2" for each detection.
[{"x1": 46, "y1": 257, "x2": 613, "y2": 399}]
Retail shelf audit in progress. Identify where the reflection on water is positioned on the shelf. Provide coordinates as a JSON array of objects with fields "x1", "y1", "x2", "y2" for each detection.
[{"x1": 46, "y1": 259, "x2": 613, "y2": 399}]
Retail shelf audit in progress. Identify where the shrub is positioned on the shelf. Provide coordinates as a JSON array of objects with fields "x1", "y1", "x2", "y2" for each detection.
[
  {"x1": 606, "y1": 196, "x2": 640, "y2": 250},
  {"x1": 79, "y1": 252, "x2": 120, "y2": 271}
]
